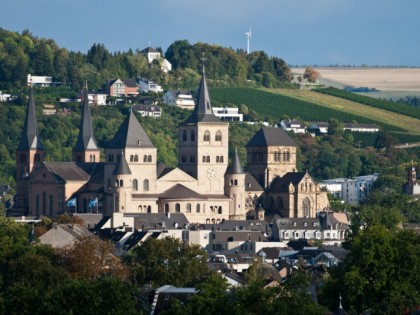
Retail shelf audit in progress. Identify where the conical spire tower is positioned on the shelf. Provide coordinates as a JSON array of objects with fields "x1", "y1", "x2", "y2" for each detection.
[{"x1": 72, "y1": 83, "x2": 100, "y2": 162}]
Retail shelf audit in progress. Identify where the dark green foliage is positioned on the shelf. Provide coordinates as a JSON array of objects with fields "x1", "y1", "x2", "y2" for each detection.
[{"x1": 315, "y1": 87, "x2": 420, "y2": 120}]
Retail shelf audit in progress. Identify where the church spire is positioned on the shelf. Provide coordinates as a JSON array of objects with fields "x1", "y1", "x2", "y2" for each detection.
[
  {"x1": 226, "y1": 149, "x2": 244, "y2": 174},
  {"x1": 73, "y1": 82, "x2": 99, "y2": 162},
  {"x1": 17, "y1": 86, "x2": 44, "y2": 151},
  {"x1": 185, "y1": 53, "x2": 221, "y2": 123}
]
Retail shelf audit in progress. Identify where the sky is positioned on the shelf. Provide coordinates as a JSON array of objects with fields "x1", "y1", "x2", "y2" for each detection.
[{"x1": 2, "y1": 0, "x2": 420, "y2": 66}]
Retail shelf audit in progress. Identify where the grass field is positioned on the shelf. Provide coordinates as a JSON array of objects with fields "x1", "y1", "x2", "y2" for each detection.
[{"x1": 270, "y1": 89, "x2": 420, "y2": 135}]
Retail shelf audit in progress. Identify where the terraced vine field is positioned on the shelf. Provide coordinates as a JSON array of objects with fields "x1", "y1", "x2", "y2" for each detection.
[{"x1": 210, "y1": 87, "x2": 420, "y2": 135}]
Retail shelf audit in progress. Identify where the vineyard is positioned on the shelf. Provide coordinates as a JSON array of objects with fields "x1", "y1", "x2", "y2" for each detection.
[
  {"x1": 352, "y1": 132, "x2": 420, "y2": 147},
  {"x1": 210, "y1": 87, "x2": 408, "y2": 132},
  {"x1": 314, "y1": 87, "x2": 420, "y2": 120}
]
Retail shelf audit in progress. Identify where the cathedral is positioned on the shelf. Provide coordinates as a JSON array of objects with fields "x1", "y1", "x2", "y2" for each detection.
[{"x1": 14, "y1": 68, "x2": 329, "y2": 223}]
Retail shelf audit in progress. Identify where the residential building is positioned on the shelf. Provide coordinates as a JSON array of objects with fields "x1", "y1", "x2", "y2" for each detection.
[
  {"x1": 279, "y1": 119, "x2": 306, "y2": 134},
  {"x1": 343, "y1": 123, "x2": 379, "y2": 132},
  {"x1": 132, "y1": 105, "x2": 162, "y2": 118},
  {"x1": 212, "y1": 107, "x2": 243, "y2": 122},
  {"x1": 163, "y1": 90, "x2": 195, "y2": 109},
  {"x1": 141, "y1": 46, "x2": 172, "y2": 73},
  {"x1": 308, "y1": 122, "x2": 329, "y2": 134},
  {"x1": 27, "y1": 74, "x2": 53, "y2": 87},
  {"x1": 139, "y1": 78, "x2": 163, "y2": 93},
  {"x1": 107, "y1": 79, "x2": 126, "y2": 97}
]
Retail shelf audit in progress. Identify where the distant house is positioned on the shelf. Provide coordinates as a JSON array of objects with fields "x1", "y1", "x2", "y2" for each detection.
[
  {"x1": 343, "y1": 123, "x2": 379, "y2": 132},
  {"x1": 212, "y1": 107, "x2": 243, "y2": 122},
  {"x1": 150, "y1": 285, "x2": 197, "y2": 315},
  {"x1": 0, "y1": 91, "x2": 17, "y2": 102},
  {"x1": 141, "y1": 47, "x2": 172, "y2": 73},
  {"x1": 308, "y1": 122, "x2": 329, "y2": 134},
  {"x1": 42, "y1": 104, "x2": 56, "y2": 116},
  {"x1": 132, "y1": 104, "x2": 162, "y2": 118},
  {"x1": 39, "y1": 223, "x2": 92, "y2": 248},
  {"x1": 107, "y1": 79, "x2": 126, "y2": 97},
  {"x1": 139, "y1": 78, "x2": 163, "y2": 93},
  {"x1": 279, "y1": 119, "x2": 306, "y2": 133},
  {"x1": 77, "y1": 91, "x2": 108, "y2": 106},
  {"x1": 27, "y1": 74, "x2": 53, "y2": 87},
  {"x1": 163, "y1": 90, "x2": 195, "y2": 109},
  {"x1": 123, "y1": 78, "x2": 139, "y2": 97}
]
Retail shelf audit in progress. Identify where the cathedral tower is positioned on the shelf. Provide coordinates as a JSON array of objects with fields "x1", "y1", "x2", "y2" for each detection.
[
  {"x1": 72, "y1": 85, "x2": 100, "y2": 163},
  {"x1": 110, "y1": 151, "x2": 132, "y2": 214},
  {"x1": 178, "y1": 62, "x2": 229, "y2": 194},
  {"x1": 224, "y1": 150, "x2": 246, "y2": 220},
  {"x1": 15, "y1": 86, "x2": 45, "y2": 213}
]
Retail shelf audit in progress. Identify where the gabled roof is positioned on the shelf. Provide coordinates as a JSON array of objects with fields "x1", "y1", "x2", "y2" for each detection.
[
  {"x1": 43, "y1": 162, "x2": 100, "y2": 182},
  {"x1": 185, "y1": 70, "x2": 221, "y2": 123},
  {"x1": 73, "y1": 88, "x2": 98, "y2": 152},
  {"x1": 246, "y1": 127, "x2": 296, "y2": 148},
  {"x1": 160, "y1": 184, "x2": 204, "y2": 200},
  {"x1": 107, "y1": 110, "x2": 155, "y2": 149},
  {"x1": 123, "y1": 78, "x2": 138, "y2": 88},
  {"x1": 141, "y1": 47, "x2": 159, "y2": 54},
  {"x1": 17, "y1": 87, "x2": 44, "y2": 151},
  {"x1": 113, "y1": 153, "x2": 131, "y2": 175},
  {"x1": 268, "y1": 172, "x2": 307, "y2": 192},
  {"x1": 245, "y1": 172, "x2": 264, "y2": 192},
  {"x1": 226, "y1": 150, "x2": 244, "y2": 174}
]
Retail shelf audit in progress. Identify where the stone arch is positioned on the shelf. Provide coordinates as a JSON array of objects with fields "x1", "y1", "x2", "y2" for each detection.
[{"x1": 203, "y1": 130, "x2": 210, "y2": 142}]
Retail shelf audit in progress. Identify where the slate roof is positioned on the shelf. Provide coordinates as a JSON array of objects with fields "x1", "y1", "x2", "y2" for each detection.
[
  {"x1": 246, "y1": 127, "x2": 297, "y2": 148},
  {"x1": 268, "y1": 172, "x2": 306, "y2": 192},
  {"x1": 43, "y1": 162, "x2": 100, "y2": 182},
  {"x1": 73, "y1": 88, "x2": 98, "y2": 152},
  {"x1": 107, "y1": 110, "x2": 155, "y2": 149},
  {"x1": 121, "y1": 231, "x2": 150, "y2": 251},
  {"x1": 156, "y1": 162, "x2": 174, "y2": 178},
  {"x1": 185, "y1": 70, "x2": 221, "y2": 123},
  {"x1": 258, "y1": 247, "x2": 283, "y2": 260},
  {"x1": 141, "y1": 47, "x2": 159, "y2": 54},
  {"x1": 245, "y1": 172, "x2": 264, "y2": 192},
  {"x1": 226, "y1": 150, "x2": 244, "y2": 174},
  {"x1": 113, "y1": 153, "x2": 131, "y2": 175},
  {"x1": 123, "y1": 78, "x2": 138, "y2": 88},
  {"x1": 131, "y1": 213, "x2": 190, "y2": 230},
  {"x1": 160, "y1": 184, "x2": 204, "y2": 200},
  {"x1": 17, "y1": 87, "x2": 44, "y2": 151}
]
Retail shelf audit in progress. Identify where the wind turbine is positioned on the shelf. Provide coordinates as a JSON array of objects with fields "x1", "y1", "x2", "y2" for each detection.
[{"x1": 245, "y1": 28, "x2": 252, "y2": 54}]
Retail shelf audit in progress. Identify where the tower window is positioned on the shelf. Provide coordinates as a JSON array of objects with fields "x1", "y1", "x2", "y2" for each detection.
[
  {"x1": 130, "y1": 155, "x2": 134, "y2": 162},
  {"x1": 215, "y1": 130, "x2": 222, "y2": 142},
  {"x1": 186, "y1": 203, "x2": 191, "y2": 213},
  {"x1": 134, "y1": 155, "x2": 139, "y2": 162},
  {"x1": 133, "y1": 179, "x2": 138, "y2": 191},
  {"x1": 189, "y1": 156, "x2": 195, "y2": 163},
  {"x1": 108, "y1": 154, "x2": 114, "y2": 162},
  {"x1": 147, "y1": 155, "x2": 152, "y2": 162},
  {"x1": 190, "y1": 131, "x2": 195, "y2": 142},
  {"x1": 203, "y1": 130, "x2": 210, "y2": 142},
  {"x1": 34, "y1": 154, "x2": 40, "y2": 163},
  {"x1": 143, "y1": 179, "x2": 149, "y2": 192},
  {"x1": 182, "y1": 130, "x2": 187, "y2": 142},
  {"x1": 182, "y1": 156, "x2": 187, "y2": 163}
]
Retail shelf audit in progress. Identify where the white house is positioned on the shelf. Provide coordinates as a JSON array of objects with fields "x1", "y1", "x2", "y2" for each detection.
[
  {"x1": 163, "y1": 90, "x2": 195, "y2": 109},
  {"x1": 138, "y1": 78, "x2": 163, "y2": 93},
  {"x1": 308, "y1": 122, "x2": 329, "y2": 134},
  {"x1": 321, "y1": 173, "x2": 379, "y2": 205},
  {"x1": 0, "y1": 91, "x2": 17, "y2": 102},
  {"x1": 132, "y1": 105, "x2": 162, "y2": 118},
  {"x1": 141, "y1": 47, "x2": 172, "y2": 73},
  {"x1": 77, "y1": 92, "x2": 108, "y2": 106},
  {"x1": 212, "y1": 107, "x2": 243, "y2": 122},
  {"x1": 27, "y1": 74, "x2": 53, "y2": 87},
  {"x1": 279, "y1": 119, "x2": 306, "y2": 133},
  {"x1": 343, "y1": 123, "x2": 379, "y2": 133}
]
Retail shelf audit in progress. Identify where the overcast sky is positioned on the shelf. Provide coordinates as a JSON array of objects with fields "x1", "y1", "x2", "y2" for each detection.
[{"x1": 2, "y1": 0, "x2": 419, "y2": 66}]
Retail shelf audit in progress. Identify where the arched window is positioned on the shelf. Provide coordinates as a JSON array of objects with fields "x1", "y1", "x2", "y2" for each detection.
[
  {"x1": 138, "y1": 205, "x2": 143, "y2": 212},
  {"x1": 220, "y1": 156, "x2": 224, "y2": 163},
  {"x1": 182, "y1": 130, "x2": 187, "y2": 142},
  {"x1": 286, "y1": 151, "x2": 290, "y2": 162},
  {"x1": 133, "y1": 179, "x2": 138, "y2": 191},
  {"x1": 203, "y1": 130, "x2": 210, "y2": 142},
  {"x1": 186, "y1": 203, "x2": 191, "y2": 213},
  {"x1": 130, "y1": 155, "x2": 134, "y2": 162},
  {"x1": 210, "y1": 206, "x2": 214, "y2": 213},
  {"x1": 190, "y1": 130, "x2": 195, "y2": 142},
  {"x1": 196, "y1": 204, "x2": 200, "y2": 213},
  {"x1": 202, "y1": 156, "x2": 206, "y2": 163},
  {"x1": 206, "y1": 156, "x2": 210, "y2": 163},
  {"x1": 215, "y1": 130, "x2": 222, "y2": 142},
  {"x1": 143, "y1": 155, "x2": 147, "y2": 162},
  {"x1": 175, "y1": 203, "x2": 180, "y2": 213},
  {"x1": 134, "y1": 155, "x2": 139, "y2": 162},
  {"x1": 230, "y1": 179, "x2": 234, "y2": 186},
  {"x1": 218, "y1": 206, "x2": 222, "y2": 214},
  {"x1": 119, "y1": 179, "x2": 123, "y2": 187},
  {"x1": 164, "y1": 203, "x2": 169, "y2": 213},
  {"x1": 302, "y1": 197, "x2": 311, "y2": 217},
  {"x1": 283, "y1": 151, "x2": 287, "y2": 162},
  {"x1": 34, "y1": 154, "x2": 40, "y2": 163},
  {"x1": 49, "y1": 195, "x2": 53, "y2": 216},
  {"x1": 108, "y1": 154, "x2": 114, "y2": 162},
  {"x1": 147, "y1": 155, "x2": 152, "y2": 162},
  {"x1": 216, "y1": 156, "x2": 220, "y2": 163},
  {"x1": 234, "y1": 179, "x2": 238, "y2": 185},
  {"x1": 42, "y1": 192, "x2": 47, "y2": 215},
  {"x1": 147, "y1": 206, "x2": 151, "y2": 213},
  {"x1": 143, "y1": 179, "x2": 149, "y2": 192}
]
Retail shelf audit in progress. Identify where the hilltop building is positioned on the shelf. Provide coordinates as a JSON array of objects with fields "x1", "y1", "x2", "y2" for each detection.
[{"x1": 13, "y1": 68, "x2": 329, "y2": 222}]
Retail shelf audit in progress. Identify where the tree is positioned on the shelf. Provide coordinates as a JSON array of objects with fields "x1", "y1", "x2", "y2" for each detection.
[
  {"x1": 374, "y1": 132, "x2": 398, "y2": 149},
  {"x1": 129, "y1": 237, "x2": 210, "y2": 287},
  {"x1": 303, "y1": 67, "x2": 320, "y2": 83},
  {"x1": 327, "y1": 118, "x2": 343, "y2": 136}
]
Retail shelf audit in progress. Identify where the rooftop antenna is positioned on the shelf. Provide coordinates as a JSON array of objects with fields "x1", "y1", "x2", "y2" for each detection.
[{"x1": 245, "y1": 27, "x2": 252, "y2": 54}]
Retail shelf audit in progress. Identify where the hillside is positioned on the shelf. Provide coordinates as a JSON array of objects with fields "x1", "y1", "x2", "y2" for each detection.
[{"x1": 210, "y1": 87, "x2": 420, "y2": 136}]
